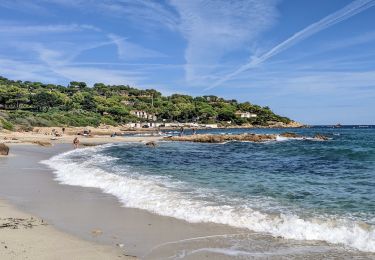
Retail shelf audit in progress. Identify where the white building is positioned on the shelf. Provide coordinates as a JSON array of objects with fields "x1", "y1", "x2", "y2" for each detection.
[
  {"x1": 124, "y1": 122, "x2": 161, "y2": 128},
  {"x1": 121, "y1": 100, "x2": 134, "y2": 106},
  {"x1": 130, "y1": 110, "x2": 157, "y2": 121},
  {"x1": 204, "y1": 124, "x2": 218, "y2": 128},
  {"x1": 235, "y1": 111, "x2": 257, "y2": 118}
]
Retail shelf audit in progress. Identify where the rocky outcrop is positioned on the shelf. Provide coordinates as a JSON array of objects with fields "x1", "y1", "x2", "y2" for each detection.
[
  {"x1": 145, "y1": 141, "x2": 157, "y2": 147},
  {"x1": 164, "y1": 134, "x2": 276, "y2": 143},
  {"x1": 287, "y1": 121, "x2": 305, "y2": 128},
  {"x1": 279, "y1": 132, "x2": 303, "y2": 138},
  {"x1": 266, "y1": 121, "x2": 305, "y2": 128},
  {"x1": 314, "y1": 134, "x2": 329, "y2": 141},
  {"x1": 165, "y1": 132, "x2": 329, "y2": 143},
  {"x1": 0, "y1": 143, "x2": 9, "y2": 155}
]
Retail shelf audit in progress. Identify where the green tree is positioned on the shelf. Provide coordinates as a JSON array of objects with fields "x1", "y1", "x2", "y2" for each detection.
[
  {"x1": 216, "y1": 103, "x2": 236, "y2": 121},
  {"x1": 0, "y1": 75, "x2": 291, "y2": 127},
  {"x1": 0, "y1": 86, "x2": 29, "y2": 109},
  {"x1": 81, "y1": 93, "x2": 97, "y2": 111},
  {"x1": 31, "y1": 90, "x2": 66, "y2": 112}
]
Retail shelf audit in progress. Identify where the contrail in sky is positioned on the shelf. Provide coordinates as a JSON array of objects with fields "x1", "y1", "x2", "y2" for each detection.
[{"x1": 206, "y1": 0, "x2": 375, "y2": 90}]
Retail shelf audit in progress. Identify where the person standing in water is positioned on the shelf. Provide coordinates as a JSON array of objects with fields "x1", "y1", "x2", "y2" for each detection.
[
  {"x1": 179, "y1": 127, "x2": 184, "y2": 136},
  {"x1": 73, "y1": 137, "x2": 80, "y2": 149}
]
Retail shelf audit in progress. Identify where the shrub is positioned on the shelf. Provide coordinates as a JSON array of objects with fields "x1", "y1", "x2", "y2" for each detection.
[
  {"x1": 100, "y1": 116, "x2": 117, "y2": 126},
  {"x1": 0, "y1": 118, "x2": 14, "y2": 130},
  {"x1": 16, "y1": 124, "x2": 33, "y2": 132}
]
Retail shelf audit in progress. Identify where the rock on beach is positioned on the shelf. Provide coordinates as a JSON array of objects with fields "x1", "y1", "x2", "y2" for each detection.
[{"x1": 0, "y1": 143, "x2": 9, "y2": 155}]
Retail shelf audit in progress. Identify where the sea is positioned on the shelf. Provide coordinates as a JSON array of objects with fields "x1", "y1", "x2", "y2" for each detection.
[{"x1": 42, "y1": 126, "x2": 375, "y2": 258}]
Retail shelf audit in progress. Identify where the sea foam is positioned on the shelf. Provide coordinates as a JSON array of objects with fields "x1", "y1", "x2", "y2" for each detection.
[{"x1": 41, "y1": 146, "x2": 375, "y2": 252}]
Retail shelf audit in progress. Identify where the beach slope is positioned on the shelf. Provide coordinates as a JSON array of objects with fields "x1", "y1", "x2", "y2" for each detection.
[{"x1": 0, "y1": 200, "x2": 133, "y2": 260}]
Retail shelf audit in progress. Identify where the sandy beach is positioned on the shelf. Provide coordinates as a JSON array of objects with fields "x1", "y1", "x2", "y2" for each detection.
[
  {"x1": 0, "y1": 199, "x2": 129, "y2": 260},
  {"x1": 0, "y1": 141, "x2": 140, "y2": 260},
  {"x1": 0, "y1": 127, "x2": 163, "y2": 147}
]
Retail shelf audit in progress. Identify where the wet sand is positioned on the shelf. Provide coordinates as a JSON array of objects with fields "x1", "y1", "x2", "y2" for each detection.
[{"x1": 0, "y1": 144, "x2": 374, "y2": 259}]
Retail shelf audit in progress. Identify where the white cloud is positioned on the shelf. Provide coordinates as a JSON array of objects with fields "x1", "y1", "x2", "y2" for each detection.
[
  {"x1": 221, "y1": 67, "x2": 375, "y2": 98},
  {"x1": 0, "y1": 1, "x2": 49, "y2": 14},
  {"x1": 169, "y1": 0, "x2": 280, "y2": 84},
  {"x1": 0, "y1": 56, "x2": 141, "y2": 86},
  {"x1": 53, "y1": 66, "x2": 142, "y2": 86},
  {"x1": 31, "y1": 43, "x2": 144, "y2": 85},
  {"x1": 314, "y1": 30, "x2": 375, "y2": 54},
  {"x1": 98, "y1": 0, "x2": 179, "y2": 30},
  {"x1": 0, "y1": 19, "x2": 153, "y2": 85},
  {"x1": 33, "y1": 0, "x2": 179, "y2": 30},
  {"x1": 0, "y1": 58, "x2": 63, "y2": 83},
  {"x1": 210, "y1": 0, "x2": 375, "y2": 89},
  {"x1": 0, "y1": 23, "x2": 99, "y2": 34},
  {"x1": 107, "y1": 34, "x2": 166, "y2": 60}
]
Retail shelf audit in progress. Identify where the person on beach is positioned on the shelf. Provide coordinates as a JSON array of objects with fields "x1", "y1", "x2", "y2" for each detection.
[
  {"x1": 73, "y1": 137, "x2": 80, "y2": 149},
  {"x1": 157, "y1": 126, "x2": 163, "y2": 136},
  {"x1": 62, "y1": 127, "x2": 65, "y2": 134}
]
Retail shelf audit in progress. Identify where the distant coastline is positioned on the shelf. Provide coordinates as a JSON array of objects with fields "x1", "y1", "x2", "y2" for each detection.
[{"x1": 0, "y1": 75, "x2": 298, "y2": 132}]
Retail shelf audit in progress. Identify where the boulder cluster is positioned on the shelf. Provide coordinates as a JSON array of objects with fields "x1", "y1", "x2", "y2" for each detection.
[
  {"x1": 0, "y1": 143, "x2": 9, "y2": 155},
  {"x1": 165, "y1": 132, "x2": 329, "y2": 143},
  {"x1": 165, "y1": 133, "x2": 276, "y2": 143},
  {"x1": 313, "y1": 134, "x2": 329, "y2": 141}
]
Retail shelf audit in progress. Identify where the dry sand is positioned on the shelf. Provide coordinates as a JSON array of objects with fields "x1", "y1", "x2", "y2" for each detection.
[
  {"x1": 0, "y1": 200, "x2": 132, "y2": 260},
  {"x1": 0, "y1": 128, "x2": 162, "y2": 146}
]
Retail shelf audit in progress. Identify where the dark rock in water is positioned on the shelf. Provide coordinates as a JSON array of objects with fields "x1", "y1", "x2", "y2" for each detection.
[
  {"x1": 280, "y1": 132, "x2": 302, "y2": 138},
  {"x1": 146, "y1": 141, "x2": 157, "y2": 147},
  {"x1": 164, "y1": 134, "x2": 276, "y2": 143},
  {"x1": 314, "y1": 134, "x2": 329, "y2": 141},
  {"x1": 0, "y1": 143, "x2": 9, "y2": 155}
]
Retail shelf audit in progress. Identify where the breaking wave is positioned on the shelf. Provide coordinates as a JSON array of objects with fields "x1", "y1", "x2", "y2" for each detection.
[{"x1": 41, "y1": 145, "x2": 375, "y2": 252}]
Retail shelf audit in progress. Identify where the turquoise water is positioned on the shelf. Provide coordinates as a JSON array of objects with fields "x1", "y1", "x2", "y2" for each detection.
[
  {"x1": 119, "y1": 128, "x2": 375, "y2": 221},
  {"x1": 43, "y1": 127, "x2": 375, "y2": 252}
]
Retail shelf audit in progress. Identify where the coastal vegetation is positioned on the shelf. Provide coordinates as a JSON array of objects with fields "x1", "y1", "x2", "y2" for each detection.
[{"x1": 0, "y1": 76, "x2": 291, "y2": 129}]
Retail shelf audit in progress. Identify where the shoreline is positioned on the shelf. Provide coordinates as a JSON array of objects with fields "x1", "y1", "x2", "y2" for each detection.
[
  {"x1": 1, "y1": 143, "x2": 374, "y2": 259},
  {"x1": 0, "y1": 124, "x2": 305, "y2": 147},
  {"x1": 0, "y1": 144, "x2": 243, "y2": 259},
  {"x1": 0, "y1": 129, "x2": 164, "y2": 147}
]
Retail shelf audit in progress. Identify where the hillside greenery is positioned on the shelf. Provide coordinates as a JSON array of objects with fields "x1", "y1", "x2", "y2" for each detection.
[{"x1": 0, "y1": 76, "x2": 291, "y2": 130}]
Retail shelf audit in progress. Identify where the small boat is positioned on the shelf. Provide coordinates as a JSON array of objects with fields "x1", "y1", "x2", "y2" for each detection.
[{"x1": 334, "y1": 123, "x2": 342, "y2": 128}]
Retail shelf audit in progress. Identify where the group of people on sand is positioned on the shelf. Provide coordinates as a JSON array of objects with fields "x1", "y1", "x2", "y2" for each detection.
[{"x1": 72, "y1": 128, "x2": 95, "y2": 148}]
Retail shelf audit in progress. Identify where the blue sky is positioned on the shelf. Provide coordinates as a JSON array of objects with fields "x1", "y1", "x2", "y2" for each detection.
[{"x1": 1, "y1": 0, "x2": 375, "y2": 124}]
